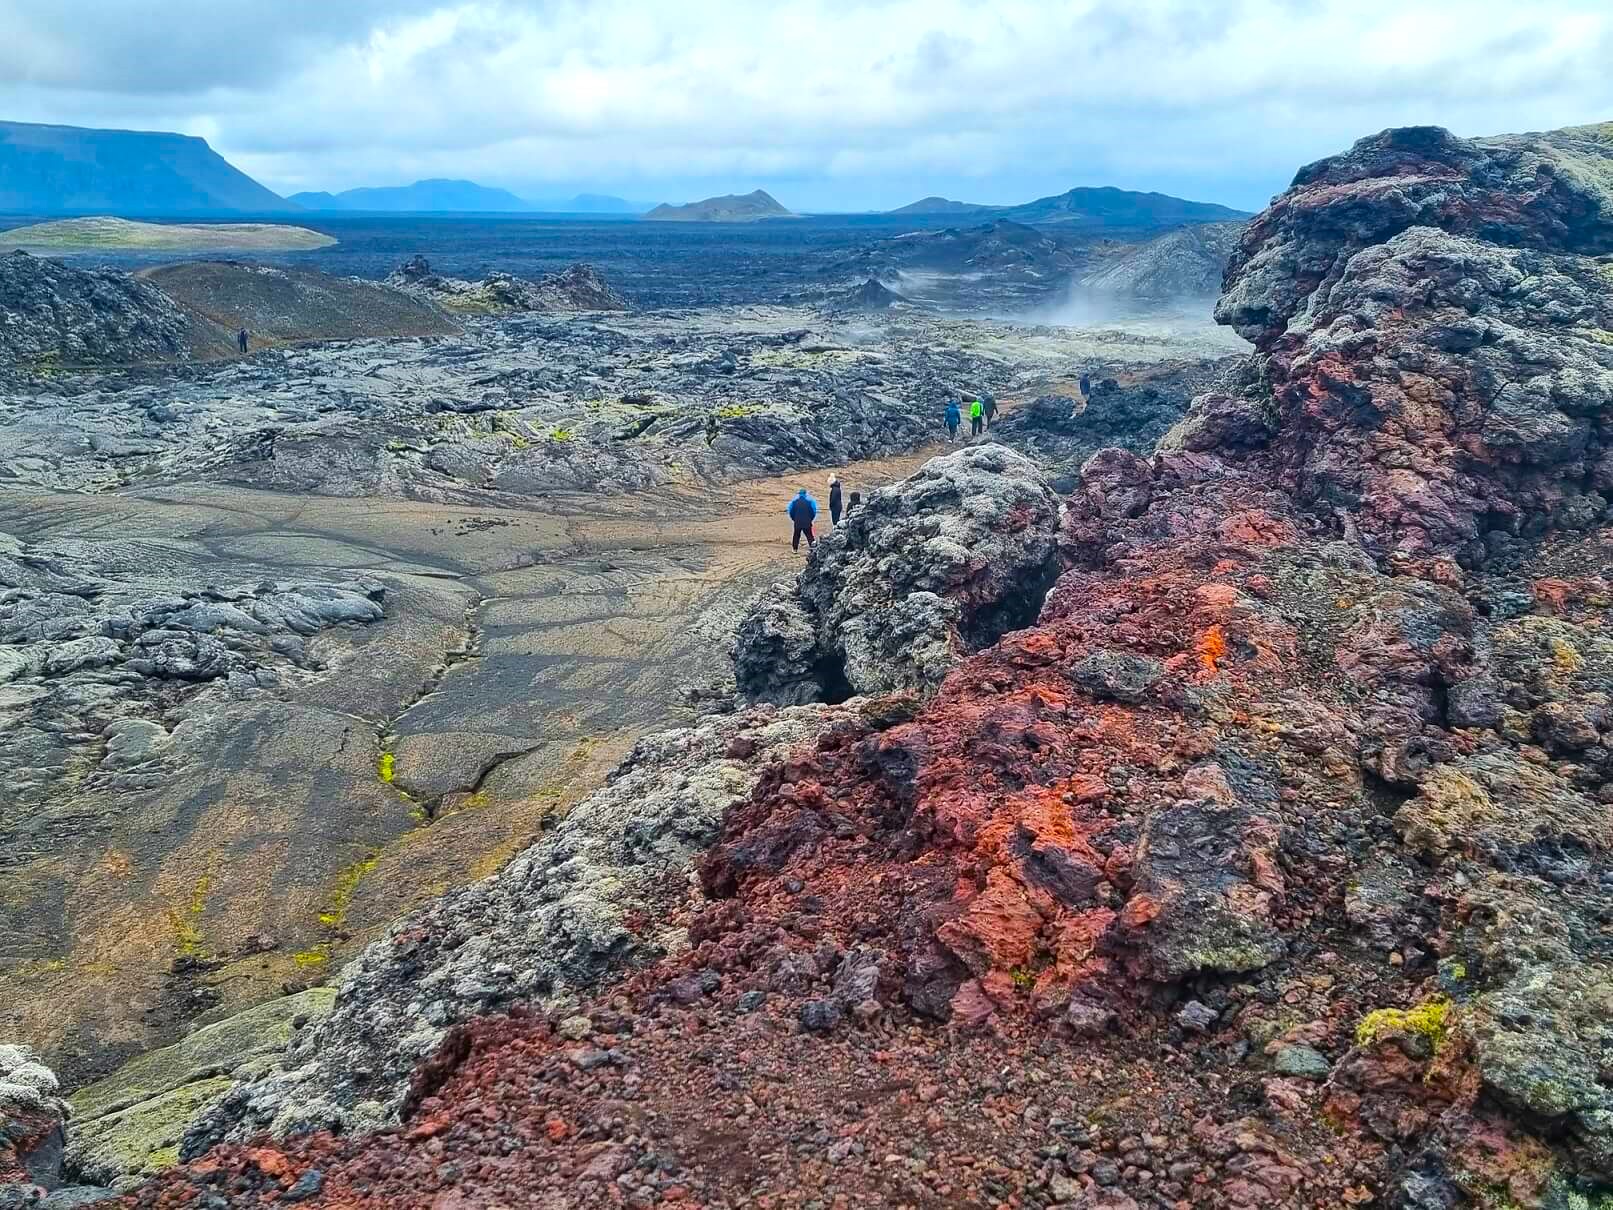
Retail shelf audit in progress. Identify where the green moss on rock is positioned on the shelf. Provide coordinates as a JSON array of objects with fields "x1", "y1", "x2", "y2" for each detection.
[{"x1": 66, "y1": 987, "x2": 337, "y2": 1187}]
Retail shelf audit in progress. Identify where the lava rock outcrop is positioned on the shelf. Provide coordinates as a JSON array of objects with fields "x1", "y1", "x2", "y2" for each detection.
[
  {"x1": 0, "y1": 530, "x2": 386, "y2": 809},
  {"x1": 0, "y1": 250, "x2": 230, "y2": 366},
  {"x1": 993, "y1": 358, "x2": 1246, "y2": 474},
  {"x1": 1208, "y1": 122, "x2": 1613, "y2": 562},
  {"x1": 1077, "y1": 220, "x2": 1246, "y2": 298},
  {"x1": 732, "y1": 444, "x2": 1062, "y2": 704},
  {"x1": 386, "y1": 256, "x2": 628, "y2": 313}
]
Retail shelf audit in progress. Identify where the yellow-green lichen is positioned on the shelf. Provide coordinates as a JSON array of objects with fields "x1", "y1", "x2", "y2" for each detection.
[
  {"x1": 316, "y1": 853, "x2": 380, "y2": 931},
  {"x1": 1550, "y1": 637, "x2": 1582, "y2": 676},
  {"x1": 165, "y1": 867, "x2": 214, "y2": 958},
  {"x1": 1357, "y1": 997, "x2": 1451, "y2": 1049},
  {"x1": 549, "y1": 427, "x2": 574, "y2": 442},
  {"x1": 715, "y1": 403, "x2": 761, "y2": 419},
  {"x1": 378, "y1": 751, "x2": 395, "y2": 783},
  {"x1": 291, "y1": 948, "x2": 330, "y2": 969}
]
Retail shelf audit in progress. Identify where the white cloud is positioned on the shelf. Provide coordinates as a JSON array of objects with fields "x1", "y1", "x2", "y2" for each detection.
[{"x1": 1, "y1": 0, "x2": 1610, "y2": 209}]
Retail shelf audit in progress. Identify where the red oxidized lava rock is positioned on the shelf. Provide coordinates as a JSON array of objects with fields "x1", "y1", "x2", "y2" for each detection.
[{"x1": 1205, "y1": 123, "x2": 1613, "y2": 562}]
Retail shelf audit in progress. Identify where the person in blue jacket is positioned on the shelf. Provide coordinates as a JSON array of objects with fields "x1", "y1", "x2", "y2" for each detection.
[
  {"x1": 944, "y1": 399, "x2": 961, "y2": 441},
  {"x1": 787, "y1": 488, "x2": 818, "y2": 551}
]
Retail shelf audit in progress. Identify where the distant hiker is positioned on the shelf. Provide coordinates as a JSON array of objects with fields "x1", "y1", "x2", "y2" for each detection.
[
  {"x1": 237, "y1": 328, "x2": 249, "y2": 355},
  {"x1": 705, "y1": 413, "x2": 719, "y2": 446},
  {"x1": 1079, "y1": 372, "x2": 1091, "y2": 398},
  {"x1": 944, "y1": 399, "x2": 961, "y2": 441},
  {"x1": 828, "y1": 475, "x2": 843, "y2": 525},
  {"x1": 787, "y1": 488, "x2": 818, "y2": 551},
  {"x1": 982, "y1": 393, "x2": 998, "y2": 429},
  {"x1": 969, "y1": 397, "x2": 984, "y2": 437}
]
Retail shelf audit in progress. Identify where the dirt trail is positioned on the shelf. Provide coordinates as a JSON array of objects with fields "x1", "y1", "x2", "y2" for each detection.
[{"x1": 0, "y1": 444, "x2": 946, "y2": 1079}]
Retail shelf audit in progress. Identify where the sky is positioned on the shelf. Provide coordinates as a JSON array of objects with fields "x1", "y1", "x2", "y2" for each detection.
[{"x1": 2, "y1": 0, "x2": 1612, "y2": 213}]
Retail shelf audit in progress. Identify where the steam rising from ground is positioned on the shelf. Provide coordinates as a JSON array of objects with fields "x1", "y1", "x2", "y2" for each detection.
[{"x1": 1028, "y1": 288, "x2": 1247, "y2": 347}]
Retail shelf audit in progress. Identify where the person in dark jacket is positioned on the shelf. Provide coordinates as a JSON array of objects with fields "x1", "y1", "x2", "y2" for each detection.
[
  {"x1": 1079, "y1": 372, "x2": 1091, "y2": 398},
  {"x1": 828, "y1": 475, "x2": 843, "y2": 525},
  {"x1": 982, "y1": 393, "x2": 997, "y2": 429},
  {"x1": 237, "y1": 328, "x2": 250, "y2": 355},
  {"x1": 787, "y1": 488, "x2": 818, "y2": 551},
  {"x1": 705, "y1": 413, "x2": 719, "y2": 446},
  {"x1": 944, "y1": 399, "x2": 961, "y2": 441}
]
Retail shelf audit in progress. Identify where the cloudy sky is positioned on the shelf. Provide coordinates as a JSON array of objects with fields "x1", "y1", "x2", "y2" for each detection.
[{"x1": 3, "y1": 0, "x2": 1612, "y2": 211}]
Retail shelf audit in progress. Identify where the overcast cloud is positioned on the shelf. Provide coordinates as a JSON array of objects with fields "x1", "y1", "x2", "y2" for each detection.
[{"x1": 3, "y1": 0, "x2": 1611, "y2": 210}]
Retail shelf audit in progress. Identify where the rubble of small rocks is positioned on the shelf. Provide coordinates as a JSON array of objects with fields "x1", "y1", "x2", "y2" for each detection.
[
  {"x1": 385, "y1": 255, "x2": 628, "y2": 313},
  {"x1": 732, "y1": 445, "x2": 1063, "y2": 704},
  {"x1": 123, "y1": 121, "x2": 1613, "y2": 1208}
]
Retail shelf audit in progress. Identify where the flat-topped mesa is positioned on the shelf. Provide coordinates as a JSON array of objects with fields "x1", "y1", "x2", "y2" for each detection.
[{"x1": 1182, "y1": 122, "x2": 1613, "y2": 564}]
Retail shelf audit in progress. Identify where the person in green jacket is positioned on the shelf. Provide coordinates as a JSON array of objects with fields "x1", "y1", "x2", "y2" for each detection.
[{"x1": 969, "y1": 397, "x2": 984, "y2": 437}]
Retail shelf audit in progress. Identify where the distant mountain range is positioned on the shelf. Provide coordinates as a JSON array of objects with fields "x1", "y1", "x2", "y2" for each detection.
[
  {"x1": 289, "y1": 180, "x2": 647, "y2": 214},
  {"x1": 0, "y1": 118, "x2": 1250, "y2": 231},
  {"x1": 289, "y1": 179, "x2": 530, "y2": 212},
  {"x1": 892, "y1": 187, "x2": 1250, "y2": 229},
  {"x1": 0, "y1": 120, "x2": 295, "y2": 215},
  {"x1": 643, "y1": 190, "x2": 795, "y2": 222}
]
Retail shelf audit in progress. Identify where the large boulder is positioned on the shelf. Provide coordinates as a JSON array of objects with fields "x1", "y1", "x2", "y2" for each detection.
[{"x1": 733, "y1": 444, "x2": 1063, "y2": 704}]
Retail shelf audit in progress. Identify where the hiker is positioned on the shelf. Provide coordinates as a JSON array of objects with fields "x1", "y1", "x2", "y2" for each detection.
[
  {"x1": 237, "y1": 328, "x2": 249, "y2": 355},
  {"x1": 982, "y1": 393, "x2": 998, "y2": 429},
  {"x1": 705, "y1": 413, "x2": 719, "y2": 447},
  {"x1": 828, "y1": 475, "x2": 843, "y2": 525},
  {"x1": 787, "y1": 487, "x2": 818, "y2": 551},
  {"x1": 944, "y1": 399, "x2": 961, "y2": 442},
  {"x1": 969, "y1": 397, "x2": 984, "y2": 437},
  {"x1": 1079, "y1": 372, "x2": 1091, "y2": 398}
]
